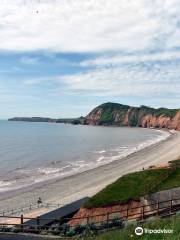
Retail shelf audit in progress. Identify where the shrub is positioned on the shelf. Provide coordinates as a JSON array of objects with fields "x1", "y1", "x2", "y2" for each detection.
[
  {"x1": 66, "y1": 228, "x2": 76, "y2": 237},
  {"x1": 74, "y1": 224, "x2": 86, "y2": 234},
  {"x1": 60, "y1": 223, "x2": 70, "y2": 235},
  {"x1": 112, "y1": 216, "x2": 123, "y2": 227}
]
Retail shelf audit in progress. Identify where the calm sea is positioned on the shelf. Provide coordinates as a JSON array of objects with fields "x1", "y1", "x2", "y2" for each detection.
[{"x1": 0, "y1": 121, "x2": 170, "y2": 193}]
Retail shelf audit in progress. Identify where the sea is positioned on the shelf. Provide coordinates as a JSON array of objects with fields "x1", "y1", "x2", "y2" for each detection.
[{"x1": 0, "y1": 120, "x2": 170, "y2": 193}]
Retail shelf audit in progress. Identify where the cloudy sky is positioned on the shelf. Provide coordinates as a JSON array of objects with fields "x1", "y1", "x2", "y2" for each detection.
[{"x1": 0, "y1": 0, "x2": 180, "y2": 118}]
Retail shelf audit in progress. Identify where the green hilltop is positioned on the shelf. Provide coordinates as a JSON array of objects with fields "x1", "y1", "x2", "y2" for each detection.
[{"x1": 85, "y1": 102, "x2": 179, "y2": 127}]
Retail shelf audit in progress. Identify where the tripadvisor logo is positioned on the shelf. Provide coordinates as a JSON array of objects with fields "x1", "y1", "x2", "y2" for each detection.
[
  {"x1": 135, "y1": 227, "x2": 143, "y2": 235},
  {"x1": 135, "y1": 226, "x2": 173, "y2": 236}
]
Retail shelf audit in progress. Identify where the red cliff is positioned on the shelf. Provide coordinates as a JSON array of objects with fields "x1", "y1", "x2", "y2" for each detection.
[{"x1": 85, "y1": 102, "x2": 180, "y2": 131}]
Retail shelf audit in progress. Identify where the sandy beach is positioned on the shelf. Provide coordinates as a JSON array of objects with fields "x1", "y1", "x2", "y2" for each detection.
[{"x1": 0, "y1": 130, "x2": 180, "y2": 219}]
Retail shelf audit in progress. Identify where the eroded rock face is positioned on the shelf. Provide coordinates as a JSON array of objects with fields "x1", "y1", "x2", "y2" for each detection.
[
  {"x1": 85, "y1": 102, "x2": 180, "y2": 131},
  {"x1": 85, "y1": 109, "x2": 103, "y2": 125},
  {"x1": 141, "y1": 111, "x2": 180, "y2": 130},
  {"x1": 171, "y1": 110, "x2": 180, "y2": 130},
  {"x1": 69, "y1": 200, "x2": 141, "y2": 226}
]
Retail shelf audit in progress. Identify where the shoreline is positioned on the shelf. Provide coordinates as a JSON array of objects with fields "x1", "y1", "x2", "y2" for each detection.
[
  {"x1": 0, "y1": 130, "x2": 180, "y2": 214},
  {"x1": 0, "y1": 127, "x2": 171, "y2": 198}
]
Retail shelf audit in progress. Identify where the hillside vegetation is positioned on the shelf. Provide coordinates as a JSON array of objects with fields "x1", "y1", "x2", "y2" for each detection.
[
  {"x1": 84, "y1": 159, "x2": 180, "y2": 208},
  {"x1": 92, "y1": 215, "x2": 180, "y2": 240},
  {"x1": 85, "y1": 102, "x2": 180, "y2": 130}
]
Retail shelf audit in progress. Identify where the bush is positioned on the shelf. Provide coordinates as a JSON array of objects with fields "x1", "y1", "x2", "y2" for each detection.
[
  {"x1": 89, "y1": 223, "x2": 98, "y2": 234},
  {"x1": 112, "y1": 216, "x2": 123, "y2": 227},
  {"x1": 59, "y1": 223, "x2": 70, "y2": 235},
  {"x1": 66, "y1": 228, "x2": 76, "y2": 237},
  {"x1": 124, "y1": 219, "x2": 137, "y2": 228},
  {"x1": 176, "y1": 211, "x2": 180, "y2": 216},
  {"x1": 74, "y1": 224, "x2": 86, "y2": 234}
]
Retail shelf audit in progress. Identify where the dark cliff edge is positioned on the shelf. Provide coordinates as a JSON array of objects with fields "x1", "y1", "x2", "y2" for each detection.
[
  {"x1": 84, "y1": 102, "x2": 180, "y2": 131},
  {"x1": 9, "y1": 117, "x2": 57, "y2": 123}
]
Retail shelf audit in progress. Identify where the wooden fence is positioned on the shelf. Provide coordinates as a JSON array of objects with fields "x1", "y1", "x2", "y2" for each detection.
[{"x1": 0, "y1": 197, "x2": 179, "y2": 235}]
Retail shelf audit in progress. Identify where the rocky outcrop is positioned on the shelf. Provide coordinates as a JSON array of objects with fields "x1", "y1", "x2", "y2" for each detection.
[
  {"x1": 84, "y1": 109, "x2": 103, "y2": 125},
  {"x1": 85, "y1": 102, "x2": 180, "y2": 131},
  {"x1": 139, "y1": 111, "x2": 180, "y2": 130}
]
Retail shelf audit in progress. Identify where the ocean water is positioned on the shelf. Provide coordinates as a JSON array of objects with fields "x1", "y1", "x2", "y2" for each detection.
[{"x1": 0, "y1": 121, "x2": 170, "y2": 193}]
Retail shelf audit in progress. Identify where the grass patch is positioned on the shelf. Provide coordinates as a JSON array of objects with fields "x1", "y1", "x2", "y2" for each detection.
[
  {"x1": 84, "y1": 159, "x2": 180, "y2": 209},
  {"x1": 92, "y1": 215, "x2": 180, "y2": 240},
  {"x1": 84, "y1": 168, "x2": 173, "y2": 208},
  {"x1": 154, "y1": 168, "x2": 180, "y2": 192},
  {"x1": 169, "y1": 159, "x2": 180, "y2": 168}
]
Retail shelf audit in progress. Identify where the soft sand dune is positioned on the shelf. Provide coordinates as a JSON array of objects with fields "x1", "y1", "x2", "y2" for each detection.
[{"x1": 0, "y1": 131, "x2": 180, "y2": 217}]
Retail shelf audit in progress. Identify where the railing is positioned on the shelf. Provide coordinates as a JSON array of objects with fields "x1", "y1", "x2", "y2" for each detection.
[
  {"x1": 0, "y1": 197, "x2": 179, "y2": 236},
  {"x1": 0, "y1": 202, "x2": 64, "y2": 216}
]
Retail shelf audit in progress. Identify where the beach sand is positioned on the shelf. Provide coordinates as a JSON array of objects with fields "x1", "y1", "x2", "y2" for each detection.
[{"x1": 0, "y1": 130, "x2": 180, "y2": 220}]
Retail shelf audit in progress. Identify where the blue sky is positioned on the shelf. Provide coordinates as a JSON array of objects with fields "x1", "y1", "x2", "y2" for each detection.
[{"x1": 0, "y1": 0, "x2": 180, "y2": 118}]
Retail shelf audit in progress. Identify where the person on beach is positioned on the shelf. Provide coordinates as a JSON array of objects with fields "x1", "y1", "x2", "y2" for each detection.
[{"x1": 37, "y1": 197, "x2": 42, "y2": 206}]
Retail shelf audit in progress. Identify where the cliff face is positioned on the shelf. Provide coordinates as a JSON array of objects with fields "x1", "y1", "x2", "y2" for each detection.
[{"x1": 85, "y1": 102, "x2": 180, "y2": 131}]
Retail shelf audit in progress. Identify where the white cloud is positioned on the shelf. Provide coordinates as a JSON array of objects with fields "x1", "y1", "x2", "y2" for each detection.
[
  {"x1": 59, "y1": 63, "x2": 180, "y2": 98},
  {"x1": 0, "y1": 0, "x2": 180, "y2": 52},
  {"x1": 20, "y1": 56, "x2": 39, "y2": 65},
  {"x1": 1, "y1": 0, "x2": 180, "y2": 110},
  {"x1": 24, "y1": 78, "x2": 43, "y2": 85},
  {"x1": 80, "y1": 51, "x2": 180, "y2": 67},
  {"x1": 23, "y1": 76, "x2": 59, "y2": 85}
]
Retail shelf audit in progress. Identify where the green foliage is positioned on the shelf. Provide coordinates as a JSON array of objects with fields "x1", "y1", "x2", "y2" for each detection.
[
  {"x1": 91, "y1": 102, "x2": 128, "y2": 125},
  {"x1": 60, "y1": 223, "x2": 70, "y2": 235},
  {"x1": 84, "y1": 168, "x2": 174, "y2": 208},
  {"x1": 88, "y1": 102, "x2": 179, "y2": 126},
  {"x1": 84, "y1": 159, "x2": 180, "y2": 208},
  {"x1": 74, "y1": 224, "x2": 86, "y2": 234},
  {"x1": 85, "y1": 159, "x2": 180, "y2": 209},
  {"x1": 155, "y1": 108, "x2": 179, "y2": 118},
  {"x1": 99, "y1": 111, "x2": 114, "y2": 125},
  {"x1": 92, "y1": 216, "x2": 180, "y2": 240},
  {"x1": 100, "y1": 102, "x2": 130, "y2": 112},
  {"x1": 138, "y1": 106, "x2": 178, "y2": 120},
  {"x1": 138, "y1": 106, "x2": 155, "y2": 120},
  {"x1": 169, "y1": 159, "x2": 180, "y2": 168},
  {"x1": 111, "y1": 216, "x2": 123, "y2": 227},
  {"x1": 153, "y1": 168, "x2": 180, "y2": 192},
  {"x1": 96, "y1": 102, "x2": 129, "y2": 125},
  {"x1": 66, "y1": 228, "x2": 76, "y2": 237},
  {"x1": 128, "y1": 113, "x2": 139, "y2": 126}
]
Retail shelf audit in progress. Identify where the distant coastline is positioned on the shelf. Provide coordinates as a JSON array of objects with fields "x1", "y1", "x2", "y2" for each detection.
[
  {"x1": 8, "y1": 102, "x2": 180, "y2": 131},
  {"x1": 8, "y1": 116, "x2": 85, "y2": 125}
]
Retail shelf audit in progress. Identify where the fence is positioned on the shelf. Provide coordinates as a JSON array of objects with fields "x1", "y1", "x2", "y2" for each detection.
[
  {"x1": 0, "y1": 202, "x2": 64, "y2": 216},
  {"x1": 0, "y1": 197, "x2": 180, "y2": 236}
]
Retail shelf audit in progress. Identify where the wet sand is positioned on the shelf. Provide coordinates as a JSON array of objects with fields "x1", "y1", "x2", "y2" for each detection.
[{"x1": 0, "y1": 131, "x2": 180, "y2": 217}]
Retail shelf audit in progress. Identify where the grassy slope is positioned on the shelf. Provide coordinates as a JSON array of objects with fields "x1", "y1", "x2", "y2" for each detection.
[
  {"x1": 84, "y1": 160, "x2": 180, "y2": 209},
  {"x1": 154, "y1": 168, "x2": 180, "y2": 192},
  {"x1": 93, "y1": 216, "x2": 180, "y2": 240}
]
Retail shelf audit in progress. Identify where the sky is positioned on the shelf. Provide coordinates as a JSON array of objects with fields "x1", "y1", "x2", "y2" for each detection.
[{"x1": 0, "y1": 0, "x2": 180, "y2": 118}]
